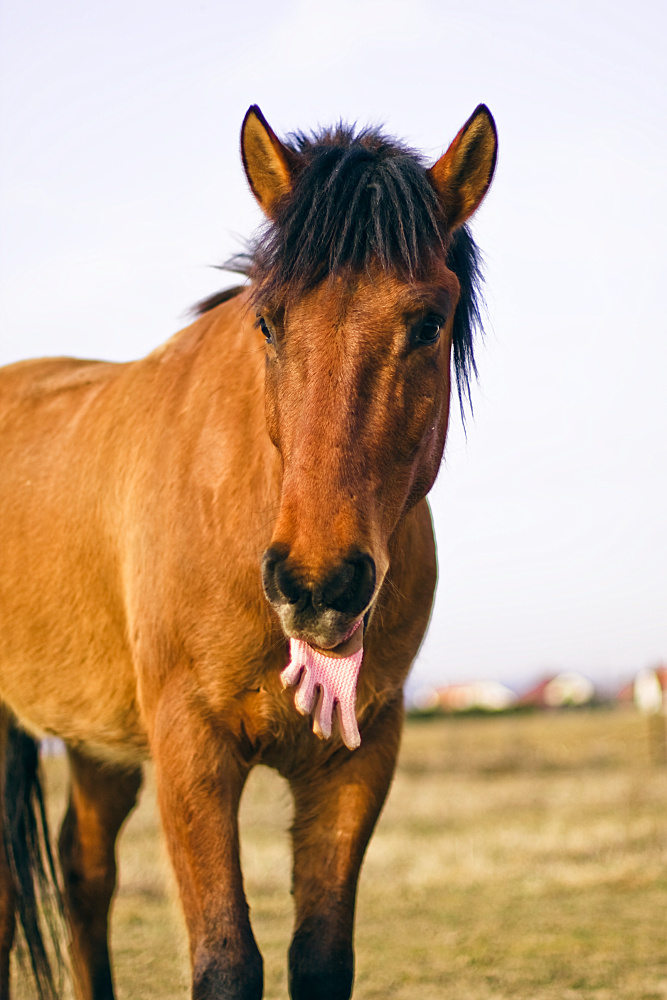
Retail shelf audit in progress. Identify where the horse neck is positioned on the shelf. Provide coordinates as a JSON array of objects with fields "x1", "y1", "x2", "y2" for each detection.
[{"x1": 122, "y1": 295, "x2": 278, "y2": 512}]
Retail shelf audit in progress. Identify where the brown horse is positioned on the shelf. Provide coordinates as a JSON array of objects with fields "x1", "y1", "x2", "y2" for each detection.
[{"x1": 0, "y1": 104, "x2": 497, "y2": 999}]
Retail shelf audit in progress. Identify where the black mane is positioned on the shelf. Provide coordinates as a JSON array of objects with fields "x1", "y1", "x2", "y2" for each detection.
[{"x1": 197, "y1": 124, "x2": 486, "y2": 412}]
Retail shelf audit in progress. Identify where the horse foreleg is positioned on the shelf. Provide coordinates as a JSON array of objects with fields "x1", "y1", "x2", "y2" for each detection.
[
  {"x1": 58, "y1": 749, "x2": 142, "y2": 1000},
  {"x1": 287, "y1": 694, "x2": 403, "y2": 1000},
  {"x1": 150, "y1": 673, "x2": 263, "y2": 1000}
]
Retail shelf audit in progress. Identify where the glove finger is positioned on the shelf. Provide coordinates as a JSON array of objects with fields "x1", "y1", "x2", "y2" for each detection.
[
  {"x1": 335, "y1": 698, "x2": 361, "y2": 751},
  {"x1": 281, "y1": 661, "x2": 304, "y2": 689},
  {"x1": 294, "y1": 666, "x2": 317, "y2": 715},
  {"x1": 312, "y1": 684, "x2": 334, "y2": 740}
]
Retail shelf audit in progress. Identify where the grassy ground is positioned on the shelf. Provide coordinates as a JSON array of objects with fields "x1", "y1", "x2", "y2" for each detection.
[{"x1": 15, "y1": 708, "x2": 667, "y2": 999}]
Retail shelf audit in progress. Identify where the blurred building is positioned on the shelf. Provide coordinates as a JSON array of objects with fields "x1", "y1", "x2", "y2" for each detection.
[
  {"x1": 517, "y1": 671, "x2": 595, "y2": 708},
  {"x1": 433, "y1": 680, "x2": 517, "y2": 713},
  {"x1": 633, "y1": 665, "x2": 667, "y2": 714}
]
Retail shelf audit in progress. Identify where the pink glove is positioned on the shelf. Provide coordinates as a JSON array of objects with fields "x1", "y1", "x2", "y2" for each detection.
[{"x1": 281, "y1": 628, "x2": 363, "y2": 750}]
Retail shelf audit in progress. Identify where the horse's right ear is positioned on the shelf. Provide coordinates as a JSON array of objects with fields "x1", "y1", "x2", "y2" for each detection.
[{"x1": 241, "y1": 106, "x2": 301, "y2": 218}]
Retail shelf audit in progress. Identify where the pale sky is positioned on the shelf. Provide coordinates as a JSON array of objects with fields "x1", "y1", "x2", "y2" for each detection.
[{"x1": 1, "y1": 0, "x2": 665, "y2": 693}]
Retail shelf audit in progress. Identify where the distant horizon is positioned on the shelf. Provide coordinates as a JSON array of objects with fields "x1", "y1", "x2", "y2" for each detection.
[{"x1": 405, "y1": 659, "x2": 661, "y2": 702}]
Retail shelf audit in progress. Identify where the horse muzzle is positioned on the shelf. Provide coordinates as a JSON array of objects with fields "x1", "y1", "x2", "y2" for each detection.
[{"x1": 261, "y1": 545, "x2": 376, "y2": 647}]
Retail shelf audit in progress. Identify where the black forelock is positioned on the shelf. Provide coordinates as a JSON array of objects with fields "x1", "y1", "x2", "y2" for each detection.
[
  {"x1": 196, "y1": 123, "x2": 486, "y2": 416},
  {"x1": 250, "y1": 124, "x2": 449, "y2": 302}
]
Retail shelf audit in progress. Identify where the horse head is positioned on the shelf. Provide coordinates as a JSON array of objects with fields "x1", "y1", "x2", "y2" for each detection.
[{"x1": 241, "y1": 105, "x2": 497, "y2": 653}]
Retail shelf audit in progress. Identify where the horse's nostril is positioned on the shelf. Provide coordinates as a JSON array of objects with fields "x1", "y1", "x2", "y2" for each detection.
[
  {"x1": 321, "y1": 553, "x2": 376, "y2": 616},
  {"x1": 316, "y1": 562, "x2": 355, "y2": 609},
  {"x1": 261, "y1": 545, "x2": 292, "y2": 604},
  {"x1": 275, "y1": 560, "x2": 303, "y2": 605},
  {"x1": 263, "y1": 545, "x2": 312, "y2": 609}
]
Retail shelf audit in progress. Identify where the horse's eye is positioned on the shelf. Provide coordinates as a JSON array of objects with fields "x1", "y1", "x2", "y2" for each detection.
[
  {"x1": 258, "y1": 317, "x2": 273, "y2": 343},
  {"x1": 413, "y1": 315, "x2": 443, "y2": 346}
]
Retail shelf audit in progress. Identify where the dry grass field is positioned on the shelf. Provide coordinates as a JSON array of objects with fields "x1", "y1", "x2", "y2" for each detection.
[{"x1": 14, "y1": 707, "x2": 667, "y2": 999}]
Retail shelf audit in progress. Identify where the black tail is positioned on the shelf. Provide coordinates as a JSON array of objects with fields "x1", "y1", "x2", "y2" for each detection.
[{"x1": 3, "y1": 725, "x2": 65, "y2": 999}]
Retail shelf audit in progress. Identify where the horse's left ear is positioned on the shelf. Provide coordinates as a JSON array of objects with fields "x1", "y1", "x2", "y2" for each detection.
[
  {"x1": 427, "y1": 105, "x2": 497, "y2": 229},
  {"x1": 241, "y1": 105, "x2": 301, "y2": 218}
]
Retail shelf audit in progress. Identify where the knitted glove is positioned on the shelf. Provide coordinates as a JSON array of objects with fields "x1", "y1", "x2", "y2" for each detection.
[{"x1": 281, "y1": 633, "x2": 363, "y2": 750}]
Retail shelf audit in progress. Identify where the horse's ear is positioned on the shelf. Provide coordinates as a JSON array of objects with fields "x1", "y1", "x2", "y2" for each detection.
[
  {"x1": 427, "y1": 105, "x2": 497, "y2": 229},
  {"x1": 241, "y1": 105, "x2": 301, "y2": 218}
]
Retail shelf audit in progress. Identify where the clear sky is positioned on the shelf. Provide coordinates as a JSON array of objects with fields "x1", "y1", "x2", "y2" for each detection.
[{"x1": 1, "y1": 0, "x2": 665, "y2": 693}]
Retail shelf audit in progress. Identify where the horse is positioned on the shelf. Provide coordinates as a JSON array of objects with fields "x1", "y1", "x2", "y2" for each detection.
[{"x1": 0, "y1": 103, "x2": 497, "y2": 1000}]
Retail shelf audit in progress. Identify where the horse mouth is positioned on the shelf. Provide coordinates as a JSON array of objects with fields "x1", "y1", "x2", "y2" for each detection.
[
  {"x1": 310, "y1": 618, "x2": 364, "y2": 657},
  {"x1": 273, "y1": 569, "x2": 378, "y2": 652}
]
